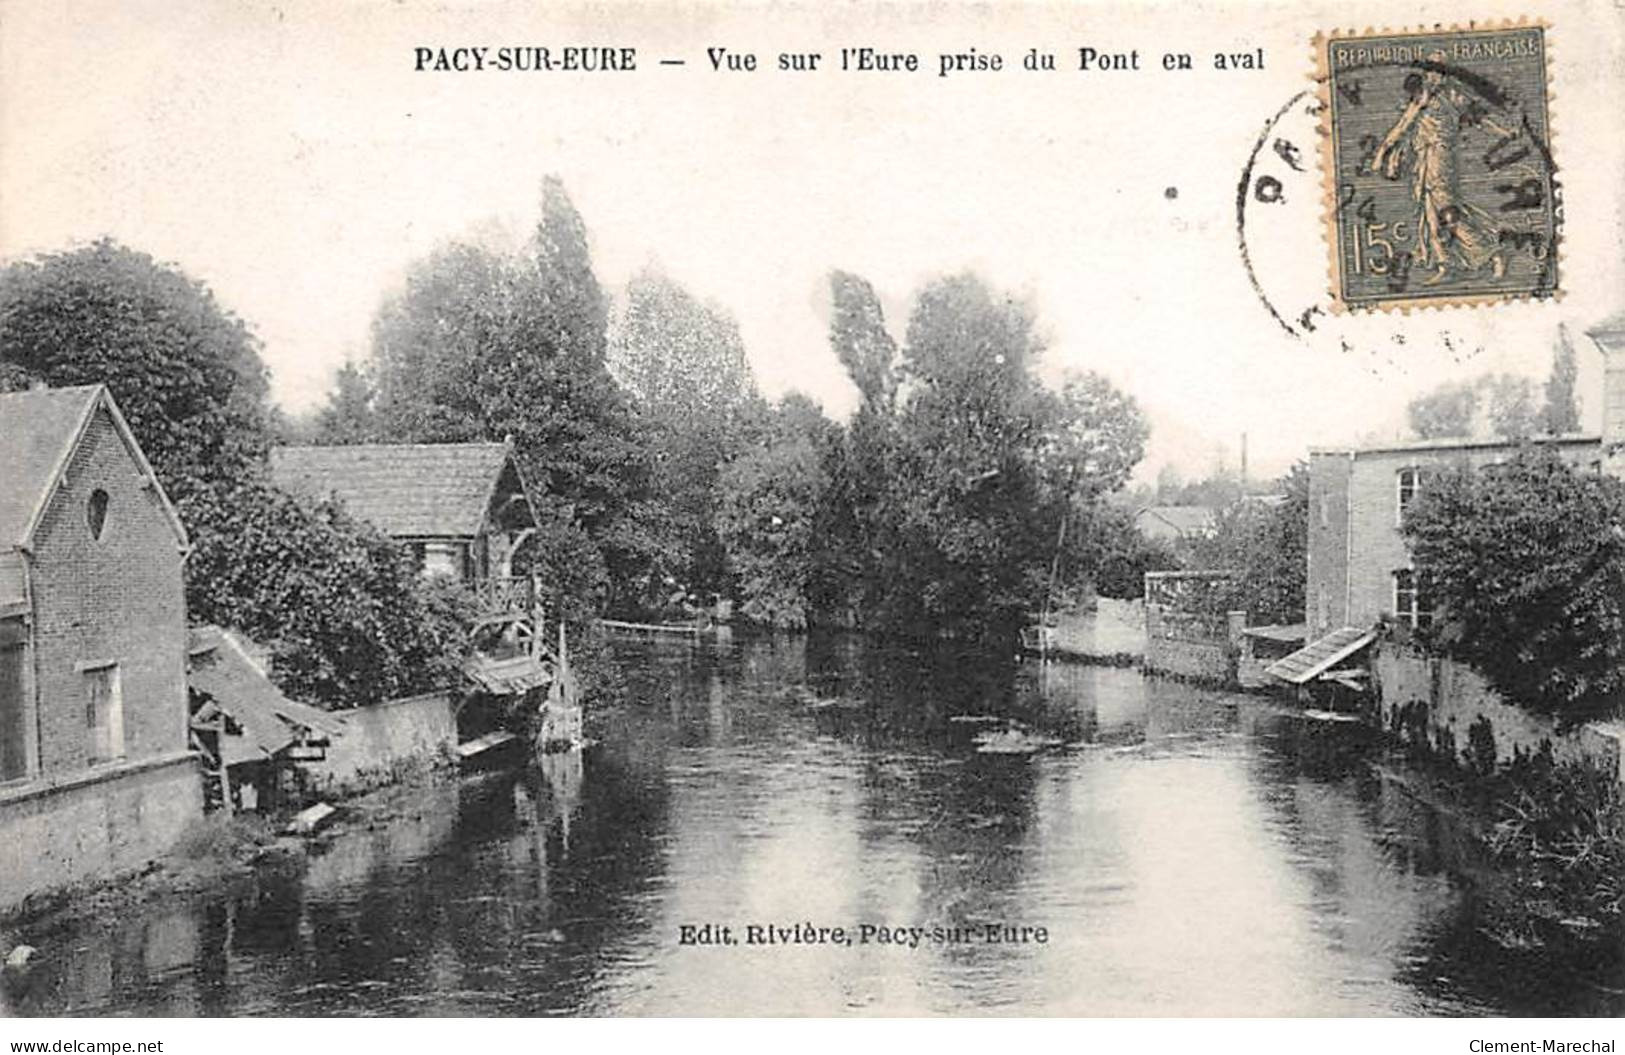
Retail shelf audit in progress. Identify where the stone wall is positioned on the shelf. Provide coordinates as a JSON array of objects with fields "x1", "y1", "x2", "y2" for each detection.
[
  {"x1": 1372, "y1": 643, "x2": 1624, "y2": 787},
  {"x1": 1143, "y1": 607, "x2": 1242, "y2": 684},
  {"x1": 307, "y1": 692, "x2": 454, "y2": 795},
  {"x1": 0, "y1": 752, "x2": 200, "y2": 913}
]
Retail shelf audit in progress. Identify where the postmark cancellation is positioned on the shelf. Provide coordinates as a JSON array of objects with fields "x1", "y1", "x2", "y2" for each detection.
[{"x1": 1314, "y1": 22, "x2": 1559, "y2": 312}]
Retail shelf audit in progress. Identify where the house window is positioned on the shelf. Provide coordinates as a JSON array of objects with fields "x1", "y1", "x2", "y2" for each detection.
[
  {"x1": 84, "y1": 663, "x2": 124, "y2": 765},
  {"x1": 1393, "y1": 569, "x2": 1434, "y2": 630},
  {"x1": 0, "y1": 638, "x2": 27, "y2": 782},
  {"x1": 1396, "y1": 468, "x2": 1421, "y2": 524},
  {"x1": 1319, "y1": 495, "x2": 1331, "y2": 528},
  {"x1": 86, "y1": 488, "x2": 110, "y2": 541},
  {"x1": 422, "y1": 542, "x2": 462, "y2": 580}
]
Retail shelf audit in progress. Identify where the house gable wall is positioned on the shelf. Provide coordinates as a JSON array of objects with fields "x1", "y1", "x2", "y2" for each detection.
[{"x1": 28, "y1": 405, "x2": 188, "y2": 776}]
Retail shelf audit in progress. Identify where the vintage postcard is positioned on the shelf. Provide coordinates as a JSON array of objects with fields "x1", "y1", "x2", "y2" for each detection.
[{"x1": 1, "y1": 0, "x2": 1623, "y2": 1032}]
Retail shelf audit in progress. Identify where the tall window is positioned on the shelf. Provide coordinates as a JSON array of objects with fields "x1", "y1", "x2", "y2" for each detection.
[
  {"x1": 0, "y1": 637, "x2": 27, "y2": 782},
  {"x1": 84, "y1": 663, "x2": 124, "y2": 765},
  {"x1": 1396, "y1": 467, "x2": 1422, "y2": 524},
  {"x1": 1393, "y1": 569, "x2": 1434, "y2": 629}
]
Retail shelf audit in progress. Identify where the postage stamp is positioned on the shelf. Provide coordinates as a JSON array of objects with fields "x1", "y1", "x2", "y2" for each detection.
[{"x1": 1315, "y1": 23, "x2": 1559, "y2": 312}]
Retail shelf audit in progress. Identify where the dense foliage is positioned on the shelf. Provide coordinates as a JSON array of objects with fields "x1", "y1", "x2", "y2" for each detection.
[
  {"x1": 1542, "y1": 327, "x2": 1582, "y2": 435},
  {"x1": 1188, "y1": 463, "x2": 1310, "y2": 624},
  {"x1": 0, "y1": 239, "x2": 270, "y2": 498},
  {"x1": 809, "y1": 271, "x2": 1150, "y2": 642},
  {"x1": 609, "y1": 268, "x2": 762, "y2": 607},
  {"x1": 0, "y1": 240, "x2": 474, "y2": 707},
  {"x1": 714, "y1": 394, "x2": 838, "y2": 628},
  {"x1": 360, "y1": 180, "x2": 659, "y2": 617},
  {"x1": 1402, "y1": 447, "x2": 1625, "y2": 722},
  {"x1": 181, "y1": 481, "x2": 476, "y2": 708}
]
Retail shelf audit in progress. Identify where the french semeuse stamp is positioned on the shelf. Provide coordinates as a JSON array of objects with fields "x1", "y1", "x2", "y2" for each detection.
[{"x1": 1317, "y1": 23, "x2": 1558, "y2": 311}]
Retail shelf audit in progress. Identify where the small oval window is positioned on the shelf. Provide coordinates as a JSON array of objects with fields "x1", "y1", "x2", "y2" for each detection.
[{"x1": 87, "y1": 489, "x2": 110, "y2": 541}]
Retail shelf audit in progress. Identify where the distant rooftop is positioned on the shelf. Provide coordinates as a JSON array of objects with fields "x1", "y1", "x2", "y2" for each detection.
[
  {"x1": 270, "y1": 442, "x2": 525, "y2": 539},
  {"x1": 1310, "y1": 432, "x2": 1600, "y2": 458}
]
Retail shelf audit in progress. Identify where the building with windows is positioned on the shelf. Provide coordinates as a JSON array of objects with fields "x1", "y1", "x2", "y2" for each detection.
[
  {"x1": 270, "y1": 441, "x2": 540, "y2": 609},
  {"x1": 0, "y1": 385, "x2": 201, "y2": 909},
  {"x1": 1302, "y1": 433, "x2": 1605, "y2": 642},
  {"x1": 270, "y1": 441, "x2": 553, "y2": 738},
  {"x1": 1298, "y1": 319, "x2": 1625, "y2": 650}
]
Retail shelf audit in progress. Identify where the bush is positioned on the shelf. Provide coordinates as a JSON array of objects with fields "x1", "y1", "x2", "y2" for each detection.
[
  {"x1": 1403, "y1": 447, "x2": 1625, "y2": 723},
  {"x1": 1480, "y1": 753, "x2": 1624, "y2": 949},
  {"x1": 181, "y1": 478, "x2": 476, "y2": 708}
]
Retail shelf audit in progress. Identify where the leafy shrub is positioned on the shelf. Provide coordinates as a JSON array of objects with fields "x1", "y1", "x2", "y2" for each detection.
[{"x1": 1402, "y1": 447, "x2": 1625, "y2": 724}]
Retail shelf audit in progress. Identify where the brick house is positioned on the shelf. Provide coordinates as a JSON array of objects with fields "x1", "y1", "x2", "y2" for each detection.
[
  {"x1": 0, "y1": 384, "x2": 201, "y2": 909},
  {"x1": 1276, "y1": 320, "x2": 1625, "y2": 688}
]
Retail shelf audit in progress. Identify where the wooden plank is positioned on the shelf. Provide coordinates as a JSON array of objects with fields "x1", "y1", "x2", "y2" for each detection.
[
  {"x1": 284, "y1": 802, "x2": 337, "y2": 835},
  {"x1": 598, "y1": 618, "x2": 702, "y2": 635}
]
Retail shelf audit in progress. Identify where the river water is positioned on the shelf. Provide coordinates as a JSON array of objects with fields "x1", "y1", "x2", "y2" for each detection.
[{"x1": 4, "y1": 632, "x2": 1621, "y2": 1017}]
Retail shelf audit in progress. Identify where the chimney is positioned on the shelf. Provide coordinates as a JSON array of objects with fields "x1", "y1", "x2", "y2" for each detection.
[{"x1": 1589, "y1": 314, "x2": 1625, "y2": 481}]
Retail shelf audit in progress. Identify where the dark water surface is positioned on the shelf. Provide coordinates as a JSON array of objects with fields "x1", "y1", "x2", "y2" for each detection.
[{"x1": 4, "y1": 632, "x2": 1621, "y2": 1016}]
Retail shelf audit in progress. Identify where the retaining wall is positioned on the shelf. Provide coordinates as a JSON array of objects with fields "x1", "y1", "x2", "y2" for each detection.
[
  {"x1": 0, "y1": 752, "x2": 200, "y2": 913},
  {"x1": 1143, "y1": 608, "x2": 1243, "y2": 683},
  {"x1": 307, "y1": 692, "x2": 455, "y2": 794},
  {"x1": 1372, "y1": 644, "x2": 1624, "y2": 787}
]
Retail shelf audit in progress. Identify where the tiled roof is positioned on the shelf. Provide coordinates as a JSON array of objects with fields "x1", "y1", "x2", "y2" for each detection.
[
  {"x1": 463, "y1": 651, "x2": 551, "y2": 696},
  {"x1": 0, "y1": 384, "x2": 186, "y2": 551},
  {"x1": 270, "y1": 442, "x2": 514, "y2": 539},
  {"x1": 0, "y1": 385, "x2": 102, "y2": 547},
  {"x1": 187, "y1": 626, "x2": 346, "y2": 764},
  {"x1": 1136, "y1": 505, "x2": 1216, "y2": 536},
  {"x1": 1266, "y1": 626, "x2": 1376, "y2": 685}
]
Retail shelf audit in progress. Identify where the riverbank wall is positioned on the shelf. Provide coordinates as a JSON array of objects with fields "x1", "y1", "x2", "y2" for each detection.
[
  {"x1": 306, "y1": 691, "x2": 456, "y2": 796},
  {"x1": 1371, "y1": 642, "x2": 1625, "y2": 788},
  {"x1": 0, "y1": 752, "x2": 201, "y2": 915}
]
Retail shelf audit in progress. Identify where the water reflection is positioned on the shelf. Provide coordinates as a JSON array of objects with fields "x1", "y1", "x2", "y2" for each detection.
[{"x1": 4, "y1": 632, "x2": 1620, "y2": 1016}]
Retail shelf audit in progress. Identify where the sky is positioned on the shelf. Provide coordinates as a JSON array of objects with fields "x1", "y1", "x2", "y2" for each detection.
[{"x1": 3, "y1": 0, "x2": 1622, "y2": 483}]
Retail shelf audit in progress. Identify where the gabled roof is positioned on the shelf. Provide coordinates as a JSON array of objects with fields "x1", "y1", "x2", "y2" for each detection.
[
  {"x1": 1135, "y1": 505, "x2": 1217, "y2": 536},
  {"x1": 0, "y1": 384, "x2": 187, "y2": 551},
  {"x1": 187, "y1": 626, "x2": 346, "y2": 764},
  {"x1": 1266, "y1": 626, "x2": 1377, "y2": 685},
  {"x1": 269, "y1": 442, "x2": 530, "y2": 539}
]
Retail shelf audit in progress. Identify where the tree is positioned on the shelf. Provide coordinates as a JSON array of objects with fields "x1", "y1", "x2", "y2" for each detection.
[
  {"x1": 362, "y1": 178, "x2": 658, "y2": 617},
  {"x1": 609, "y1": 268, "x2": 761, "y2": 604},
  {"x1": 828, "y1": 271, "x2": 898, "y2": 413},
  {"x1": 1543, "y1": 325, "x2": 1582, "y2": 434},
  {"x1": 1402, "y1": 447, "x2": 1625, "y2": 723},
  {"x1": 1407, "y1": 373, "x2": 1538, "y2": 441},
  {"x1": 818, "y1": 271, "x2": 1150, "y2": 643},
  {"x1": 0, "y1": 239, "x2": 271, "y2": 499},
  {"x1": 1189, "y1": 462, "x2": 1310, "y2": 624},
  {"x1": 310, "y1": 361, "x2": 380, "y2": 444},
  {"x1": 1408, "y1": 380, "x2": 1480, "y2": 439},
  {"x1": 715, "y1": 393, "x2": 836, "y2": 628},
  {"x1": 1074, "y1": 503, "x2": 1179, "y2": 600}
]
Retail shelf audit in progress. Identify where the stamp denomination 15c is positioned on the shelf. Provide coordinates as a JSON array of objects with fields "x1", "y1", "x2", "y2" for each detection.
[{"x1": 1316, "y1": 23, "x2": 1559, "y2": 312}]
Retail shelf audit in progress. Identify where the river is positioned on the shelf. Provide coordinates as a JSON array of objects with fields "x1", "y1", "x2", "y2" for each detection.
[{"x1": 4, "y1": 632, "x2": 1621, "y2": 1016}]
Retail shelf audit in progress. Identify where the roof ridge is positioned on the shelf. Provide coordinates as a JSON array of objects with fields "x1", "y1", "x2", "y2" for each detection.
[{"x1": 274, "y1": 441, "x2": 508, "y2": 452}]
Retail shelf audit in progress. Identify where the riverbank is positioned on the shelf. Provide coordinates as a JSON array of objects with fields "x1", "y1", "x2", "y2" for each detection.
[{"x1": 0, "y1": 753, "x2": 465, "y2": 956}]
